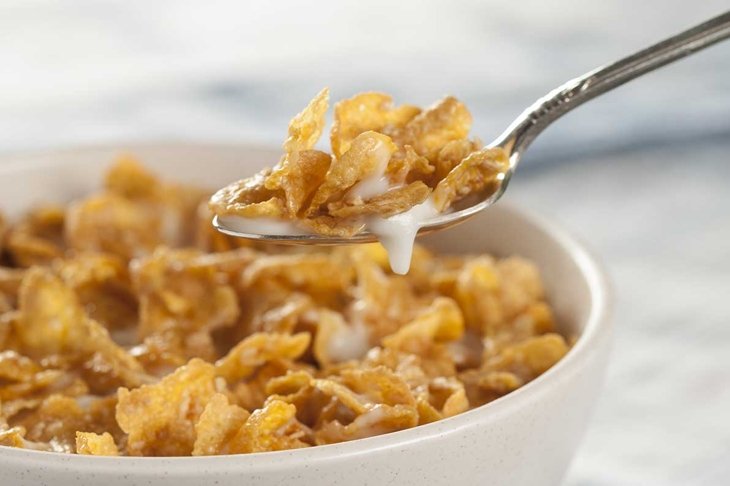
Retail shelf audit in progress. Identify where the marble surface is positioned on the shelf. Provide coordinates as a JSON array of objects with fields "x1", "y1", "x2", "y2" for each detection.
[
  {"x1": 0, "y1": 1, "x2": 729, "y2": 484},
  {"x1": 510, "y1": 142, "x2": 730, "y2": 486}
]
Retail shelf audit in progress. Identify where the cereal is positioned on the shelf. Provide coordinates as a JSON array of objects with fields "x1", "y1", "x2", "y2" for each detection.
[
  {"x1": 0, "y1": 350, "x2": 40, "y2": 383},
  {"x1": 208, "y1": 170, "x2": 283, "y2": 218},
  {"x1": 216, "y1": 332, "x2": 311, "y2": 383},
  {"x1": 104, "y1": 155, "x2": 161, "y2": 199},
  {"x1": 307, "y1": 365, "x2": 421, "y2": 444},
  {"x1": 16, "y1": 268, "x2": 148, "y2": 392},
  {"x1": 428, "y1": 377, "x2": 469, "y2": 417},
  {"x1": 243, "y1": 253, "x2": 354, "y2": 305},
  {"x1": 132, "y1": 247, "x2": 242, "y2": 361},
  {"x1": 328, "y1": 181, "x2": 431, "y2": 219},
  {"x1": 459, "y1": 334, "x2": 569, "y2": 407},
  {"x1": 482, "y1": 333, "x2": 569, "y2": 379},
  {"x1": 5, "y1": 206, "x2": 65, "y2": 268},
  {"x1": 192, "y1": 393, "x2": 249, "y2": 456},
  {"x1": 116, "y1": 358, "x2": 217, "y2": 456},
  {"x1": 392, "y1": 96, "x2": 473, "y2": 160},
  {"x1": 266, "y1": 150, "x2": 332, "y2": 216},
  {"x1": 65, "y1": 194, "x2": 164, "y2": 260},
  {"x1": 208, "y1": 92, "x2": 511, "y2": 276},
  {"x1": 432, "y1": 147, "x2": 510, "y2": 211},
  {"x1": 313, "y1": 308, "x2": 367, "y2": 366},
  {"x1": 387, "y1": 145, "x2": 434, "y2": 185},
  {"x1": 231, "y1": 359, "x2": 314, "y2": 412},
  {"x1": 434, "y1": 138, "x2": 483, "y2": 182},
  {"x1": 15, "y1": 394, "x2": 120, "y2": 453},
  {"x1": 381, "y1": 297, "x2": 465, "y2": 355},
  {"x1": 0, "y1": 267, "x2": 25, "y2": 309},
  {"x1": 283, "y1": 87, "x2": 329, "y2": 156},
  {"x1": 76, "y1": 431, "x2": 119, "y2": 456},
  {"x1": 54, "y1": 253, "x2": 138, "y2": 331},
  {"x1": 225, "y1": 399, "x2": 310, "y2": 453},
  {"x1": 0, "y1": 427, "x2": 27, "y2": 449},
  {"x1": 210, "y1": 91, "x2": 509, "y2": 249},
  {"x1": 316, "y1": 404, "x2": 418, "y2": 444},
  {"x1": 330, "y1": 92, "x2": 420, "y2": 159},
  {"x1": 0, "y1": 158, "x2": 569, "y2": 456},
  {"x1": 298, "y1": 214, "x2": 364, "y2": 238},
  {"x1": 307, "y1": 131, "x2": 397, "y2": 215},
  {"x1": 0, "y1": 367, "x2": 87, "y2": 419}
]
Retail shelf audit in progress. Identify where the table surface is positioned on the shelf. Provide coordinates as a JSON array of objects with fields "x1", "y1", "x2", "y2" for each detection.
[
  {"x1": 512, "y1": 142, "x2": 730, "y2": 486},
  {"x1": 1, "y1": 1, "x2": 729, "y2": 484}
]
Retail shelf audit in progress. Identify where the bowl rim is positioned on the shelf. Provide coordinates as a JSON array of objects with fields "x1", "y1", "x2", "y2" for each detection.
[{"x1": 0, "y1": 142, "x2": 613, "y2": 472}]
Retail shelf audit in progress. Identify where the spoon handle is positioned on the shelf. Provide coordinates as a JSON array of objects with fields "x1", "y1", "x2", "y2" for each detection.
[{"x1": 495, "y1": 10, "x2": 730, "y2": 164}]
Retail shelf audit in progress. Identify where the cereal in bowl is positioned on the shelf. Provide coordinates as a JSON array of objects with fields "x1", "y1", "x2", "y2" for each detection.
[{"x1": 0, "y1": 158, "x2": 568, "y2": 456}]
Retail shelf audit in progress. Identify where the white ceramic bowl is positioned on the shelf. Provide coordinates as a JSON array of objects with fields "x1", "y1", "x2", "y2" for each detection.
[{"x1": 0, "y1": 143, "x2": 611, "y2": 486}]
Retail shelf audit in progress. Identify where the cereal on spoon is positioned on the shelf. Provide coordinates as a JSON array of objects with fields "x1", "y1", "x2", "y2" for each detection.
[{"x1": 210, "y1": 89, "x2": 510, "y2": 273}]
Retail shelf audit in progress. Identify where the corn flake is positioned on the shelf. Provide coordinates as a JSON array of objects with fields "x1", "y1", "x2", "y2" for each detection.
[
  {"x1": 266, "y1": 150, "x2": 332, "y2": 216},
  {"x1": 434, "y1": 138, "x2": 483, "y2": 182},
  {"x1": 393, "y1": 96, "x2": 472, "y2": 160},
  {"x1": 226, "y1": 399, "x2": 310, "y2": 453},
  {"x1": 65, "y1": 194, "x2": 164, "y2": 260},
  {"x1": 482, "y1": 333, "x2": 569, "y2": 381},
  {"x1": 331, "y1": 92, "x2": 420, "y2": 158},
  {"x1": 76, "y1": 431, "x2": 119, "y2": 456},
  {"x1": 216, "y1": 332, "x2": 311, "y2": 383},
  {"x1": 208, "y1": 169, "x2": 284, "y2": 218},
  {"x1": 15, "y1": 394, "x2": 119, "y2": 453},
  {"x1": 243, "y1": 253, "x2": 354, "y2": 305},
  {"x1": 307, "y1": 131, "x2": 397, "y2": 215},
  {"x1": 116, "y1": 358, "x2": 218, "y2": 456},
  {"x1": 105, "y1": 156, "x2": 161, "y2": 200},
  {"x1": 382, "y1": 297, "x2": 464, "y2": 354},
  {"x1": 387, "y1": 145, "x2": 435, "y2": 185},
  {"x1": 192, "y1": 393, "x2": 249, "y2": 456},
  {"x1": 433, "y1": 147, "x2": 509, "y2": 211},
  {"x1": 316, "y1": 404, "x2": 418, "y2": 444},
  {"x1": 328, "y1": 181, "x2": 431, "y2": 219},
  {"x1": 5, "y1": 206, "x2": 65, "y2": 268},
  {"x1": 283, "y1": 87, "x2": 329, "y2": 155},
  {"x1": 0, "y1": 426, "x2": 27, "y2": 449},
  {"x1": 16, "y1": 268, "x2": 148, "y2": 391},
  {"x1": 132, "y1": 247, "x2": 241, "y2": 360}
]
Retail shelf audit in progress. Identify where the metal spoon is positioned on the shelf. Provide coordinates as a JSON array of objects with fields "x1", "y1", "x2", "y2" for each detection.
[{"x1": 214, "y1": 11, "x2": 730, "y2": 245}]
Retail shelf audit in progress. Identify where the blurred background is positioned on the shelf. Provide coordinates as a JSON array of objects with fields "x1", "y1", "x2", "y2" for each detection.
[{"x1": 1, "y1": 1, "x2": 728, "y2": 484}]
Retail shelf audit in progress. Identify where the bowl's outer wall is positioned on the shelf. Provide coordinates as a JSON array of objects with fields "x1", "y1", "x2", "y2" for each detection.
[{"x1": 0, "y1": 144, "x2": 611, "y2": 486}]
